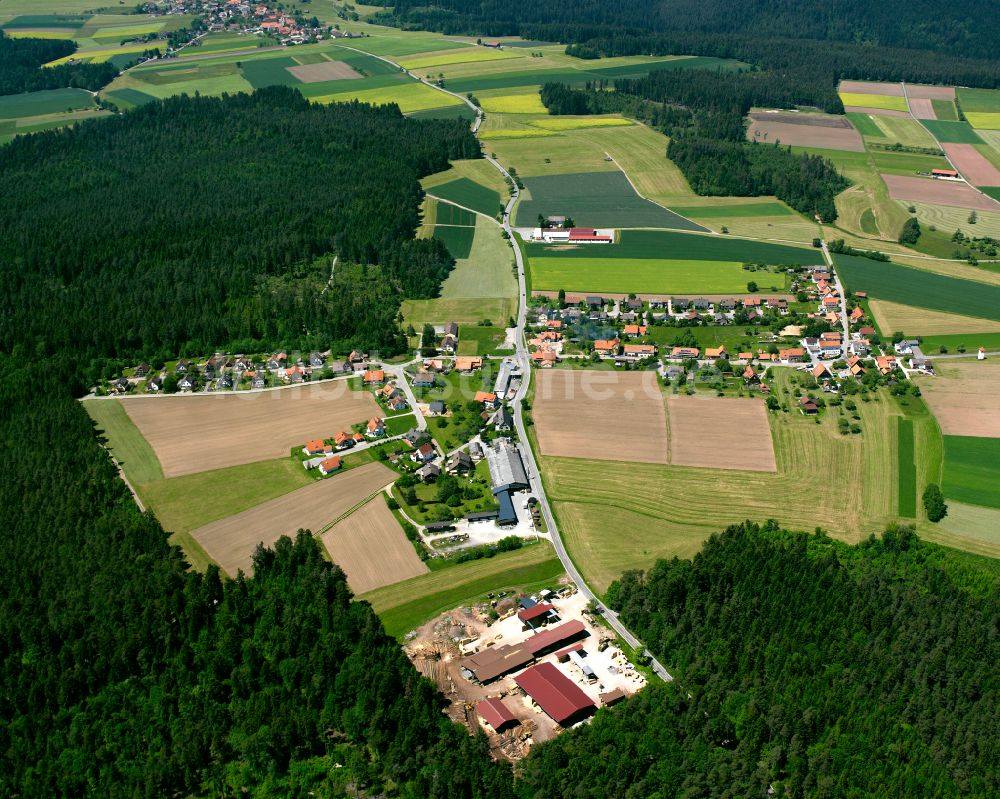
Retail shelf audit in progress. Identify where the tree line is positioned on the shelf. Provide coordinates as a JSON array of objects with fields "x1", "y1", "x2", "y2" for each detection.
[
  {"x1": 520, "y1": 521, "x2": 1000, "y2": 798},
  {"x1": 0, "y1": 87, "x2": 480, "y2": 382},
  {"x1": 0, "y1": 30, "x2": 119, "y2": 95}
]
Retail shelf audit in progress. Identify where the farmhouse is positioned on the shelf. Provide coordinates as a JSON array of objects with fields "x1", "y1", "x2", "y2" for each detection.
[
  {"x1": 743, "y1": 365, "x2": 760, "y2": 385},
  {"x1": 318, "y1": 456, "x2": 341, "y2": 476},
  {"x1": 514, "y1": 662, "x2": 596, "y2": 726},
  {"x1": 535, "y1": 227, "x2": 612, "y2": 244},
  {"x1": 456, "y1": 356, "x2": 483, "y2": 373},
  {"x1": 622, "y1": 344, "x2": 656, "y2": 359},
  {"x1": 594, "y1": 338, "x2": 620, "y2": 356},
  {"x1": 705, "y1": 346, "x2": 728, "y2": 360},
  {"x1": 494, "y1": 360, "x2": 519, "y2": 399},
  {"x1": 670, "y1": 346, "x2": 700, "y2": 359},
  {"x1": 932, "y1": 168, "x2": 959, "y2": 178},
  {"x1": 779, "y1": 347, "x2": 806, "y2": 364}
]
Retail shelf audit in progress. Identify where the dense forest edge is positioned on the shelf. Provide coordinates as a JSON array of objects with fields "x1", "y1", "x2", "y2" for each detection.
[{"x1": 0, "y1": 30, "x2": 120, "y2": 95}]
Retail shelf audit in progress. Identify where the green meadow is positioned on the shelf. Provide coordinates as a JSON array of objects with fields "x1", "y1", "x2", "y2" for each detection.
[
  {"x1": 426, "y1": 177, "x2": 502, "y2": 217},
  {"x1": 897, "y1": 418, "x2": 916, "y2": 517},
  {"x1": 942, "y1": 436, "x2": 1000, "y2": 509},
  {"x1": 0, "y1": 87, "x2": 93, "y2": 119},
  {"x1": 530, "y1": 257, "x2": 751, "y2": 294},
  {"x1": 919, "y1": 120, "x2": 984, "y2": 144}
]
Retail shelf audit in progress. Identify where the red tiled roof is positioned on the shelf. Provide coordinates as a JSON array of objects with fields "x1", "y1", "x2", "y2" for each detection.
[
  {"x1": 515, "y1": 662, "x2": 595, "y2": 725},
  {"x1": 523, "y1": 619, "x2": 587, "y2": 656},
  {"x1": 517, "y1": 602, "x2": 555, "y2": 623},
  {"x1": 477, "y1": 697, "x2": 517, "y2": 731}
]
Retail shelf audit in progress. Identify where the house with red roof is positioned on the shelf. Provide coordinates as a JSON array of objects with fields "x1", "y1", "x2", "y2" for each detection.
[{"x1": 514, "y1": 662, "x2": 596, "y2": 726}]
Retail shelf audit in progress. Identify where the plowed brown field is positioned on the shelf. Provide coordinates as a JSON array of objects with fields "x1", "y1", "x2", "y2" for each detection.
[{"x1": 667, "y1": 395, "x2": 776, "y2": 471}]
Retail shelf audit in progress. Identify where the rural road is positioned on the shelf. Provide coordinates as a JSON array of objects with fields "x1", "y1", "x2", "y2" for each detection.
[
  {"x1": 344, "y1": 44, "x2": 676, "y2": 681},
  {"x1": 820, "y1": 239, "x2": 852, "y2": 347}
]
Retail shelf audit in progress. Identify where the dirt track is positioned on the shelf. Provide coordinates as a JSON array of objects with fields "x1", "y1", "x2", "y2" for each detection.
[
  {"x1": 533, "y1": 370, "x2": 668, "y2": 464},
  {"x1": 882, "y1": 174, "x2": 1000, "y2": 211},
  {"x1": 121, "y1": 382, "x2": 379, "y2": 477},
  {"x1": 667, "y1": 395, "x2": 776, "y2": 472},
  {"x1": 191, "y1": 461, "x2": 395, "y2": 577},
  {"x1": 321, "y1": 496, "x2": 428, "y2": 593}
]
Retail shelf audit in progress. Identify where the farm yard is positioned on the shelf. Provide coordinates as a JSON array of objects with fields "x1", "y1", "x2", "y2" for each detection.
[
  {"x1": 834, "y1": 254, "x2": 1000, "y2": 322},
  {"x1": 119, "y1": 381, "x2": 379, "y2": 478},
  {"x1": 191, "y1": 461, "x2": 395, "y2": 577},
  {"x1": 917, "y1": 360, "x2": 1000, "y2": 439},
  {"x1": 532, "y1": 370, "x2": 669, "y2": 464},
  {"x1": 746, "y1": 111, "x2": 863, "y2": 151},
  {"x1": 320, "y1": 495, "x2": 427, "y2": 593},
  {"x1": 666, "y1": 395, "x2": 776, "y2": 472}
]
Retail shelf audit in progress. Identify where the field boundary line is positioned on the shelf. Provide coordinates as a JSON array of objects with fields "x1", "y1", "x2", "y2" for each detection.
[{"x1": 315, "y1": 481, "x2": 395, "y2": 536}]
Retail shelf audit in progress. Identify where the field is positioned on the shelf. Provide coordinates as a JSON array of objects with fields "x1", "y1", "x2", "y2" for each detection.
[
  {"x1": 398, "y1": 46, "x2": 520, "y2": 71},
  {"x1": 530, "y1": 117, "x2": 633, "y2": 131},
  {"x1": 666, "y1": 395, "x2": 776, "y2": 471},
  {"x1": 139, "y1": 458, "x2": 315, "y2": 538},
  {"x1": 83, "y1": 399, "x2": 164, "y2": 486},
  {"x1": 919, "y1": 120, "x2": 984, "y2": 144},
  {"x1": 956, "y1": 87, "x2": 1000, "y2": 113},
  {"x1": 360, "y1": 543, "x2": 564, "y2": 638},
  {"x1": 838, "y1": 93, "x2": 909, "y2": 112},
  {"x1": 434, "y1": 224, "x2": 475, "y2": 258},
  {"x1": 320, "y1": 496, "x2": 427, "y2": 593},
  {"x1": 907, "y1": 98, "x2": 936, "y2": 120},
  {"x1": 869, "y1": 150, "x2": 952, "y2": 176},
  {"x1": 897, "y1": 418, "x2": 916, "y2": 517},
  {"x1": 529, "y1": 256, "x2": 751, "y2": 294},
  {"x1": 932, "y1": 100, "x2": 959, "y2": 120},
  {"x1": 434, "y1": 201, "x2": 475, "y2": 226},
  {"x1": 882, "y1": 174, "x2": 999, "y2": 211},
  {"x1": 540, "y1": 375, "x2": 905, "y2": 592},
  {"x1": 668, "y1": 201, "x2": 792, "y2": 218},
  {"x1": 942, "y1": 143, "x2": 1000, "y2": 185},
  {"x1": 746, "y1": 111, "x2": 863, "y2": 151},
  {"x1": 120, "y1": 382, "x2": 380, "y2": 478},
  {"x1": 903, "y1": 199, "x2": 1000, "y2": 240},
  {"x1": 870, "y1": 116, "x2": 938, "y2": 148},
  {"x1": 916, "y1": 360, "x2": 1000, "y2": 438},
  {"x1": 478, "y1": 92, "x2": 548, "y2": 114},
  {"x1": 526, "y1": 229, "x2": 817, "y2": 265},
  {"x1": 920, "y1": 332, "x2": 1000, "y2": 352},
  {"x1": 533, "y1": 370, "x2": 668, "y2": 464},
  {"x1": 839, "y1": 81, "x2": 903, "y2": 97},
  {"x1": 191, "y1": 461, "x2": 395, "y2": 577},
  {"x1": 0, "y1": 87, "x2": 93, "y2": 119},
  {"x1": 314, "y1": 81, "x2": 462, "y2": 113},
  {"x1": 425, "y1": 177, "x2": 502, "y2": 217},
  {"x1": 868, "y1": 299, "x2": 1000, "y2": 338},
  {"x1": 834, "y1": 254, "x2": 1000, "y2": 322},
  {"x1": 942, "y1": 436, "x2": 1000, "y2": 510},
  {"x1": 515, "y1": 170, "x2": 705, "y2": 230},
  {"x1": 964, "y1": 113, "x2": 1000, "y2": 130}
]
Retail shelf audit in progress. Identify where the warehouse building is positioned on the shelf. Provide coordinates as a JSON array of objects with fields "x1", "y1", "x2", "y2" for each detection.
[{"x1": 515, "y1": 662, "x2": 596, "y2": 726}]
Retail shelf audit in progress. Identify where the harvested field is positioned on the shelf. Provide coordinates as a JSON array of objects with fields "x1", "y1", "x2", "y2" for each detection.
[
  {"x1": 533, "y1": 370, "x2": 668, "y2": 463},
  {"x1": 917, "y1": 360, "x2": 1000, "y2": 438},
  {"x1": 908, "y1": 98, "x2": 936, "y2": 120},
  {"x1": 286, "y1": 59, "x2": 361, "y2": 82},
  {"x1": 868, "y1": 299, "x2": 1000, "y2": 337},
  {"x1": 905, "y1": 84, "x2": 955, "y2": 100},
  {"x1": 942, "y1": 143, "x2": 1000, "y2": 186},
  {"x1": 747, "y1": 112, "x2": 863, "y2": 151},
  {"x1": 666, "y1": 395, "x2": 776, "y2": 472},
  {"x1": 839, "y1": 81, "x2": 903, "y2": 96},
  {"x1": 120, "y1": 382, "x2": 379, "y2": 478},
  {"x1": 843, "y1": 106, "x2": 910, "y2": 118},
  {"x1": 882, "y1": 174, "x2": 1000, "y2": 211},
  {"x1": 190, "y1": 461, "x2": 394, "y2": 576},
  {"x1": 320, "y1": 496, "x2": 428, "y2": 593}
]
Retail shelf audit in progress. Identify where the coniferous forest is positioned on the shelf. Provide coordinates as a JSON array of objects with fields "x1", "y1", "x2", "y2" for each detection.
[
  {"x1": 520, "y1": 522, "x2": 1000, "y2": 798},
  {"x1": 0, "y1": 87, "x2": 479, "y2": 379},
  {"x1": 0, "y1": 30, "x2": 119, "y2": 94}
]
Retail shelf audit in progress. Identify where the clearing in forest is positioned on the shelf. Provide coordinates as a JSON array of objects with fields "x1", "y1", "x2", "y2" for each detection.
[
  {"x1": 532, "y1": 369, "x2": 668, "y2": 464},
  {"x1": 746, "y1": 111, "x2": 863, "y2": 151},
  {"x1": 666, "y1": 395, "x2": 776, "y2": 472},
  {"x1": 320, "y1": 496, "x2": 428, "y2": 594},
  {"x1": 191, "y1": 461, "x2": 395, "y2": 577},
  {"x1": 120, "y1": 381, "x2": 379, "y2": 478}
]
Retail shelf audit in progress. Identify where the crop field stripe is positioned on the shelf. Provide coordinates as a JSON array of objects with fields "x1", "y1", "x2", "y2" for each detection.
[
  {"x1": 834, "y1": 253, "x2": 1000, "y2": 322},
  {"x1": 426, "y1": 177, "x2": 502, "y2": 217},
  {"x1": 529, "y1": 117, "x2": 633, "y2": 131},
  {"x1": 530, "y1": 257, "x2": 749, "y2": 294},
  {"x1": 942, "y1": 436, "x2": 1000, "y2": 509},
  {"x1": 669, "y1": 202, "x2": 793, "y2": 218},
  {"x1": 433, "y1": 224, "x2": 475, "y2": 259},
  {"x1": 845, "y1": 112, "x2": 884, "y2": 137},
  {"x1": 83, "y1": 399, "x2": 164, "y2": 486},
  {"x1": 919, "y1": 120, "x2": 984, "y2": 144},
  {"x1": 433, "y1": 201, "x2": 475, "y2": 226},
  {"x1": 239, "y1": 56, "x2": 302, "y2": 88},
  {"x1": 897, "y1": 418, "x2": 916, "y2": 517},
  {"x1": 526, "y1": 229, "x2": 815, "y2": 264},
  {"x1": 838, "y1": 93, "x2": 909, "y2": 112},
  {"x1": 102, "y1": 88, "x2": 159, "y2": 108},
  {"x1": 964, "y1": 113, "x2": 1000, "y2": 131},
  {"x1": 956, "y1": 87, "x2": 1000, "y2": 113},
  {"x1": 0, "y1": 87, "x2": 93, "y2": 119}
]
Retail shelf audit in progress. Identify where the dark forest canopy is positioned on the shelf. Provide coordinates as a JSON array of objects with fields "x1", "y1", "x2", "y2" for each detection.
[
  {"x1": 0, "y1": 29, "x2": 119, "y2": 94},
  {"x1": 0, "y1": 86, "x2": 480, "y2": 376},
  {"x1": 381, "y1": 0, "x2": 1000, "y2": 65},
  {"x1": 520, "y1": 521, "x2": 1000, "y2": 798}
]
